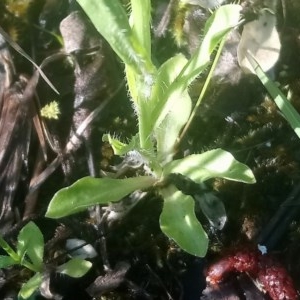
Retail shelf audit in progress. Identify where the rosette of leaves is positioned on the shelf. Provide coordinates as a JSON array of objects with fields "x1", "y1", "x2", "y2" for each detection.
[
  {"x1": 0, "y1": 222, "x2": 91, "y2": 299},
  {"x1": 46, "y1": 0, "x2": 255, "y2": 257}
]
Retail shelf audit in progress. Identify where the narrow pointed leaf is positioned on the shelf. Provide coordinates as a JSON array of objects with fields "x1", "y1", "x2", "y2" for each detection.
[
  {"x1": 151, "y1": 4, "x2": 242, "y2": 132},
  {"x1": 180, "y1": 4, "x2": 242, "y2": 82},
  {"x1": 247, "y1": 52, "x2": 300, "y2": 139}
]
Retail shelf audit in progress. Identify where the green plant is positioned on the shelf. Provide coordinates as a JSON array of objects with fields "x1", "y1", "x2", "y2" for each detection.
[
  {"x1": 246, "y1": 52, "x2": 300, "y2": 139},
  {"x1": 0, "y1": 221, "x2": 91, "y2": 299},
  {"x1": 46, "y1": 0, "x2": 256, "y2": 257},
  {"x1": 235, "y1": 6, "x2": 300, "y2": 137}
]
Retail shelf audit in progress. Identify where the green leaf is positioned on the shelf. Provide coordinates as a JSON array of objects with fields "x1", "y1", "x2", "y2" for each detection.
[
  {"x1": 151, "y1": 54, "x2": 188, "y2": 113},
  {"x1": 159, "y1": 186, "x2": 208, "y2": 257},
  {"x1": 0, "y1": 236, "x2": 19, "y2": 261},
  {"x1": 46, "y1": 176, "x2": 156, "y2": 218},
  {"x1": 246, "y1": 52, "x2": 300, "y2": 139},
  {"x1": 126, "y1": 0, "x2": 154, "y2": 112},
  {"x1": 151, "y1": 55, "x2": 192, "y2": 164},
  {"x1": 130, "y1": 0, "x2": 151, "y2": 56},
  {"x1": 180, "y1": 4, "x2": 242, "y2": 83},
  {"x1": 56, "y1": 258, "x2": 92, "y2": 278},
  {"x1": 0, "y1": 255, "x2": 17, "y2": 268},
  {"x1": 150, "y1": 5, "x2": 242, "y2": 133},
  {"x1": 76, "y1": 0, "x2": 153, "y2": 77},
  {"x1": 102, "y1": 134, "x2": 138, "y2": 156},
  {"x1": 155, "y1": 89, "x2": 191, "y2": 165},
  {"x1": 17, "y1": 222, "x2": 44, "y2": 270},
  {"x1": 19, "y1": 273, "x2": 42, "y2": 299},
  {"x1": 163, "y1": 149, "x2": 256, "y2": 184}
]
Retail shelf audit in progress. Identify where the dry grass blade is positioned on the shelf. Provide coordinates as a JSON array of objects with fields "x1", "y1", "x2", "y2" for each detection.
[
  {"x1": 0, "y1": 33, "x2": 50, "y2": 227},
  {"x1": 28, "y1": 81, "x2": 124, "y2": 194},
  {"x1": 0, "y1": 26, "x2": 59, "y2": 95},
  {"x1": 0, "y1": 52, "x2": 31, "y2": 226}
]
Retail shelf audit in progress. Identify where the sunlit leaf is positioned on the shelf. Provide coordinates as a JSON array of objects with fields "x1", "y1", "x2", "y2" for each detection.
[
  {"x1": 56, "y1": 258, "x2": 92, "y2": 278},
  {"x1": 160, "y1": 186, "x2": 208, "y2": 257},
  {"x1": 151, "y1": 4, "x2": 242, "y2": 133},
  {"x1": 46, "y1": 176, "x2": 156, "y2": 218},
  {"x1": 155, "y1": 90, "x2": 191, "y2": 165},
  {"x1": 130, "y1": 0, "x2": 151, "y2": 56},
  {"x1": 153, "y1": 54, "x2": 192, "y2": 164},
  {"x1": 126, "y1": 0, "x2": 155, "y2": 107},
  {"x1": 19, "y1": 273, "x2": 42, "y2": 299},
  {"x1": 17, "y1": 222, "x2": 44, "y2": 270},
  {"x1": 180, "y1": 4, "x2": 242, "y2": 83},
  {"x1": 76, "y1": 0, "x2": 153, "y2": 77},
  {"x1": 163, "y1": 149, "x2": 256, "y2": 183},
  {"x1": 247, "y1": 52, "x2": 300, "y2": 139}
]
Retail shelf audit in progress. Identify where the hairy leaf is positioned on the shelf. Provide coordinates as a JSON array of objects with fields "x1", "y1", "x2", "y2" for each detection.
[
  {"x1": 150, "y1": 5, "x2": 242, "y2": 132},
  {"x1": 102, "y1": 134, "x2": 139, "y2": 156},
  {"x1": 153, "y1": 54, "x2": 192, "y2": 164}
]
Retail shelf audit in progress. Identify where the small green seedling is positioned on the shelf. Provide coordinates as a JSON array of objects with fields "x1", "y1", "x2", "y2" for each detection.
[
  {"x1": 0, "y1": 221, "x2": 91, "y2": 299},
  {"x1": 46, "y1": 1, "x2": 256, "y2": 257}
]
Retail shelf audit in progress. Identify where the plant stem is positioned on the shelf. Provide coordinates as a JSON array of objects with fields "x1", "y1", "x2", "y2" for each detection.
[
  {"x1": 0, "y1": 236, "x2": 19, "y2": 262},
  {"x1": 0, "y1": 236, "x2": 40, "y2": 272},
  {"x1": 138, "y1": 100, "x2": 153, "y2": 151},
  {"x1": 21, "y1": 260, "x2": 41, "y2": 273},
  {"x1": 177, "y1": 34, "x2": 228, "y2": 144}
]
